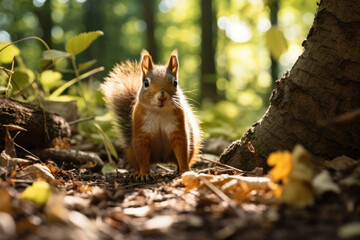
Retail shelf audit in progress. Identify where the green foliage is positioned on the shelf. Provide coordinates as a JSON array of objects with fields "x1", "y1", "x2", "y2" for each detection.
[
  {"x1": 266, "y1": 26, "x2": 288, "y2": 61},
  {"x1": 101, "y1": 162, "x2": 118, "y2": 175},
  {"x1": 65, "y1": 31, "x2": 104, "y2": 55},
  {"x1": 0, "y1": 31, "x2": 116, "y2": 168},
  {"x1": 0, "y1": 0, "x2": 317, "y2": 143},
  {"x1": 20, "y1": 181, "x2": 51, "y2": 205},
  {"x1": 0, "y1": 43, "x2": 20, "y2": 63},
  {"x1": 40, "y1": 70, "x2": 64, "y2": 94}
]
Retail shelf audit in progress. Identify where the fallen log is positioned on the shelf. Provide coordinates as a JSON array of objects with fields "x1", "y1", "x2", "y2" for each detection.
[{"x1": 0, "y1": 96, "x2": 71, "y2": 150}]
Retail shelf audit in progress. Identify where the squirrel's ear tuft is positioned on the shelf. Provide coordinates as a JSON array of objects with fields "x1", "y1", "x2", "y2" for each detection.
[
  {"x1": 166, "y1": 49, "x2": 179, "y2": 77},
  {"x1": 140, "y1": 49, "x2": 153, "y2": 79}
]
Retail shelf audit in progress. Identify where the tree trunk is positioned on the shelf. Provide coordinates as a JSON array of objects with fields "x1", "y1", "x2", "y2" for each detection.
[
  {"x1": 0, "y1": 97, "x2": 71, "y2": 150},
  {"x1": 34, "y1": 0, "x2": 53, "y2": 48},
  {"x1": 143, "y1": 0, "x2": 158, "y2": 62},
  {"x1": 220, "y1": 0, "x2": 360, "y2": 171},
  {"x1": 200, "y1": 0, "x2": 218, "y2": 102}
]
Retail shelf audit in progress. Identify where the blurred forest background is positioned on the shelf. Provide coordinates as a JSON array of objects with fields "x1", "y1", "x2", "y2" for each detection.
[{"x1": 0, "y1": 0, "x2": 316, "y2": 142}]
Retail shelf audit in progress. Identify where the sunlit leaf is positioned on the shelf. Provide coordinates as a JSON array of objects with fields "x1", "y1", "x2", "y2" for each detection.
[
  {"x1": 40, "y1": 70, "x2": 65, "y2": 93},
  {"x1": 94, "y1": 122, "x2": 119, "y2": 160},
  {"x1": 312, "y1": 170, "x2": 340, "y2": 196},
  {"x1": 0, "y1": 42, "x2": 20, "y2": 64},
  {"x1": 280, "y1": 179, "x2": 314, "y2": 208},
  {"x1": 65, "y1": 31, "x2": 104, "y2": 55},
  {"x1": 11, "y1": 68, "x2": 35, "y2": 91},
  {"x1": 0, "y1": 188, "x2": 12, "y2": 213},
  {"x1": 0, "y1": 85, "x2": 7, "y2": 93},
  {"x1": 267, "y1": 151, "x2": 292, "y2": 183},
  {"x1": 101, "y1": 162, "x2": 118, "y2": 175},
  {"x1": 42, "y1": 49, "x2": 71, "y2": 61},
  {"x1": 78, "y1": 59, "x2": 97, "y2": 72},
  {"x1": 20, "y1": 181, "x2": 51, "y2": 205},
  {"x1": 265, "y1": 27, "x2": 288, "y2": 61}
]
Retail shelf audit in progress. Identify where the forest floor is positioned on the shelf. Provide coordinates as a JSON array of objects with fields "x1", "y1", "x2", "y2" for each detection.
[{"x1": 1, "y1": 141, "x2": 360, "y2": 240}]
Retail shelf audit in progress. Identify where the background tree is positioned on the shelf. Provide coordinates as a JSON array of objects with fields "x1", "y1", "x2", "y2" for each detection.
[
  {"x1": 0, "y1": 0, "x2": 317, "y2": 143},
  {"x1": 143, "y1": 0, "x2": 158, "y2": 62},
  {"x1": 200, "y1": 0, "x2": 217, "y2": 102},
  {"x1": 220, "y1": 0, "x2": 360, "y2": 170},
  {"x1": 33, "y1": 0, "x2": 53, "y2": 48}
]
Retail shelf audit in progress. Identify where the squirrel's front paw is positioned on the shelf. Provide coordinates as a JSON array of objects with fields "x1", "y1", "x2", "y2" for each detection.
[{"x1": 131, "y1": 172, "x2": 155, "y2": 182}]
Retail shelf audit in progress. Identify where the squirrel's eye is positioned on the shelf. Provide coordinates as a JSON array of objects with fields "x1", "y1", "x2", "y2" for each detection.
[
  {"x1": 173, "y1": 79, "x2": 178, "y2": 88},
  {"x1": 144, "y1": 78, "x2": 150, "y2": 88}
]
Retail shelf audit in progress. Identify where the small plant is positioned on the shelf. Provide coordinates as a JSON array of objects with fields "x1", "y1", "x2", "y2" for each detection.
[{"x1": 0, "y1": 31, "x2": 119, "y2": 170}]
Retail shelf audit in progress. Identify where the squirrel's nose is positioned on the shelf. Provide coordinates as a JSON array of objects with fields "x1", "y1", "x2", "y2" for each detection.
[{"x1": 158, "y1": 90, "x2": 167, "y2": 101}]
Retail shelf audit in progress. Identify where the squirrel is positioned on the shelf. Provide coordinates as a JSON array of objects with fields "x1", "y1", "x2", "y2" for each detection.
[{"x1": 102, "y1": 49, "x2": 201, "y2": 180}]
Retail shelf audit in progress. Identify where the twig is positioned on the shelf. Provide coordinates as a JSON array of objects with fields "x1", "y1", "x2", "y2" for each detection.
[
  {"x1": 68, "y1": 116, "x2": 95, "y2": 125},
  {"x1": 199, "y1": 176, "x2": 244, "y2": 218},
  {"x1": 5, "y1": 57, "x2": 15, "y2": 95},
  {"x1": 156, "y1": 164, "x2": 174, "y2": 172},
  {"x1": 0, "y1": 66, "x2": 14, "y2": 75},
  {"x1": 13, "y1": 142, "x2": 41, "y2": 162},
  {"x1": 200, "y1": 156, "x2": 245, "y2": 173}
]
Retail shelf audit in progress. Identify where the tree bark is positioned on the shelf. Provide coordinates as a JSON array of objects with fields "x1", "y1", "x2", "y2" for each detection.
[
  {"x1": 143, "y1": 0, "x2": 158, "y2": 62},
  {"x1": 34, "y1": 0, "x2": 53, "y2": 48},
  {"x1": 0, "y1": 97, "x2": 71, "y2": 150},
  {"x1": 200, "y1": 0, "x2": 218, "y2": 102},
  {"x1": 220, "y1": 0, "x2": 360, "y2": 171}
]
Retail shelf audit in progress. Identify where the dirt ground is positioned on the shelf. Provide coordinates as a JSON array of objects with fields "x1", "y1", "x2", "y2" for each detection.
[{"x1": 1, "y1": 150, "x2": 360, "y2": 240}]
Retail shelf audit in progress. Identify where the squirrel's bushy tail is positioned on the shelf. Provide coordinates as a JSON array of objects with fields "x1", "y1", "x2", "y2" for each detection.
[{"x1": 101, "y1": 60, "x2": 141, "y2": 148}]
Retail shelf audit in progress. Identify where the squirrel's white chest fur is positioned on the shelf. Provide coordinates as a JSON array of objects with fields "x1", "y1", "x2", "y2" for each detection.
[
  {"x1": 142, "y1": 110, "x2": 178, "y2": 137},
  {"x1": 142, "y1": 110, "x2": 178, "y2": 161}
]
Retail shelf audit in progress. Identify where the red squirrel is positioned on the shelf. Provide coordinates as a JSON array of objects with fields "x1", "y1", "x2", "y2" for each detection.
[{"x1": 102, "y1": 49, "x2": 201, "y2": 180}]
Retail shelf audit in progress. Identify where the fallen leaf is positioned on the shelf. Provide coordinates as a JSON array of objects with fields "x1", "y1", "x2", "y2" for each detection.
[
  {"x1": 142, "y1": 215, "x2": 174, "y2": 233},
  {"x1": 123, "y1": 206, "x2": 151, "y2": 217},
  {"x1": 268, "y1": 145, "x2": 316, "y2": 208},
  {"x1": 325, "y1": 155, "x2": 358, "y2": 172},
  {"x1": 312, "y1": 170, "x2": 340, "y2": 196},
  {"x1": 0, "y1": 150, "x2": 31, "y2": 172},
  {"x1": 267, "y1": 151, "x2": 292, "y2": 183},
  {"x1": 101, "y1": 162, "x2": 118, "y2": 175},
  {"x1": 0, "y1": 187, "x2": 12, "y2": 213},
  {"x1": 45, "y1": 191, "x2": 69, "y2": 222},
  {"x1": 16, "y1": 163, "x2": 56, "y2": 184},
  {"x1": 338, "y1": 222, "x2": 360, "y2": 238},
  {"x1": 290, "y1": 145, "x2": 316, "y2": 182},
  {"x1": 0, "y1": 212, "x2": 16, "y2": 239},
  {"x1": 20, "y1": 181, "x2": 51, "y2": 205},
  {"x1": 280, "y1": 179, "x2": 314, "y2": 208}
]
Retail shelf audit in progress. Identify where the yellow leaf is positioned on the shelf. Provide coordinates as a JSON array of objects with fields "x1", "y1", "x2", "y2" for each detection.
[
  {"x1": 267, "y1": 151, "x2": 292, "y2": 183},
  {"x1": 181, "y1": 171, "x2": 201, "y2": 192},
  {"x1": 20, "y1": 181, "x2": 51, "y2": 205},
  {"x1": 0, "y1": 42, "x2": 20, "y2": 64},
  {"x1": 0, "y1": 187, "x2": 12, "y2": 213},
  {"x1": 40, "y1": 70, "x2": 64, "y2": 92},
  {"x1": 280, "y1": 179, "x2": 314, "y2": 208},
  {"x1": 265, "y1": 27, "x2": 288, "y2": 61},
  {"x1": 65, "y1": 31, "x2": 103, "y2": 55}
]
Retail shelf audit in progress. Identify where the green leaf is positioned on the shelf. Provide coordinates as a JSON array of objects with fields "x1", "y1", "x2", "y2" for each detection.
[
  {"x1": 40, "y1": 70, "x2": 65, "y2": 93},
  {"x1": 65, "y1": 31, "x2": 103, "y2": 55},
  {"x1": 78, "y1": 59, "x2": 97, "y2": 72},
  {"x1": 265, "y1": 27, "x2": 288, "y2": 61},
  {"x1": 0, "y1": 85, "x2": 7, "y2": 93},
  {"x1": 12, "y1": 68, "x2": 35, "y2": 91},
  {"x1": 94, "y1": 122, "x2": 119, "y2": 160},
  {"x1": 20, "y1": 181, "x2": 51, "y2": 205},
  {"x1": 101, "y1": 162, "x2": 118, "y2": 175},
  {"x1": 0, "y1": 42, "x2": 20, "y2": 64},
  {"x1": 42, "y1": 49, "x2": 71, "y2": 61},
  {"x1": 49, "y1": 66, "x2": 104, "y2": 99}
]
